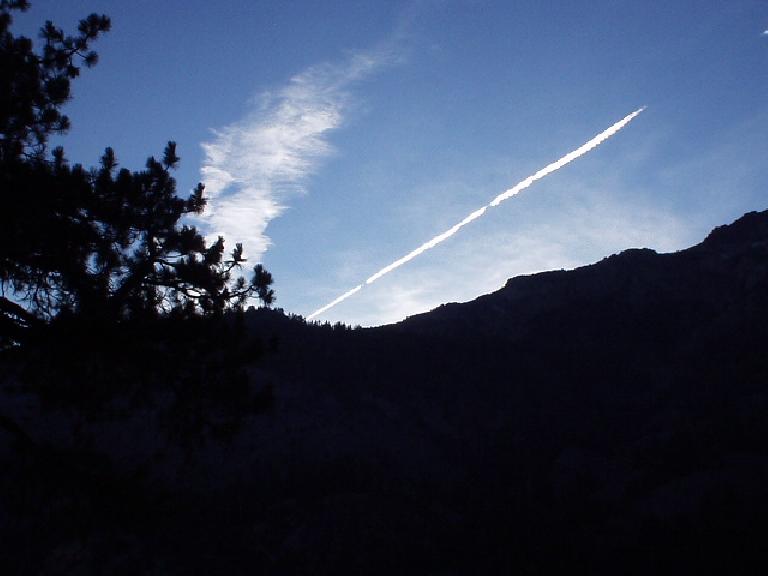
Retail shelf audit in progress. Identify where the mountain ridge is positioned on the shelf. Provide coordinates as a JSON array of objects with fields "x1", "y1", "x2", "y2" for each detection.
[
  {"x1": 2, "y1": 208, "x2": 767, "y2": 575},
  {"x1": 391, "y1": 209, "x2": 768, "y2": 340}
]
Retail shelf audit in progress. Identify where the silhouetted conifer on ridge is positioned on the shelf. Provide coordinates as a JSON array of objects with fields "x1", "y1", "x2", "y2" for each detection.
[{"x1": 0, "y1": 1, "x2": 274, "y2": 349}]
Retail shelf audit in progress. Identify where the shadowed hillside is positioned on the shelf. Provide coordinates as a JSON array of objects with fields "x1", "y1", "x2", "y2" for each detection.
[{"x1": 2, "y1": 210, "x2": 767, "y2": 575}]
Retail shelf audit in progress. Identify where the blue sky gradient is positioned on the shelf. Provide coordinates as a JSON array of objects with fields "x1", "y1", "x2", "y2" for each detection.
[{"x1": 13, "y1": 0, "x2": 768, "y2": 325}]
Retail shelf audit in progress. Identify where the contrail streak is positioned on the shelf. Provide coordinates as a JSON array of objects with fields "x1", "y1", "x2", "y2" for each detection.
[
  {"x1": 307, "y1": 107, "x2": 646, "y2": 320},
  {"x1": 309, "y1": 284, "x2": 363, "y2": 319}
]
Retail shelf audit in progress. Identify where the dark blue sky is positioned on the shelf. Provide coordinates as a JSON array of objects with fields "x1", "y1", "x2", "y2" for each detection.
[{"x1": 14, "y1": 1, "x2": 768, "y2": 324}]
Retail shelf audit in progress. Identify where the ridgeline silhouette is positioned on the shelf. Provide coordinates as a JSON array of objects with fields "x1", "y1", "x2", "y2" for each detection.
[{"x1": 2, "y1": 209, "x2": 767, "y2": 574}]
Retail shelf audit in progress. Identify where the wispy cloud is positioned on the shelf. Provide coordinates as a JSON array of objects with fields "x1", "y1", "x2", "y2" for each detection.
[{"x1": 199, "y1": 49, "x2": 390, "y2": 260}]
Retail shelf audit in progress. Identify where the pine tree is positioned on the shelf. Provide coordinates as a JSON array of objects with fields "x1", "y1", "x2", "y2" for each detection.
[{"x1": 0, "y1": 2, "x2": 274, "y2": 347}]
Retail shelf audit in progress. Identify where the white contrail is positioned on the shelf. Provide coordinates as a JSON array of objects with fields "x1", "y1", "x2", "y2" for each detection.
[
  {"x1": 308, "y1": 284, "x2": 363, "y2": 320},
  {"x1": 307, "y1": 107, "x2": 646, "y2": 320}
]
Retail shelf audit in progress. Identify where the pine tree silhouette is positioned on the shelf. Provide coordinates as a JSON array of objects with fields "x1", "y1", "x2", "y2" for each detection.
[{"x1": 0, "y1": 1, "x2": 274, "y2": 348}]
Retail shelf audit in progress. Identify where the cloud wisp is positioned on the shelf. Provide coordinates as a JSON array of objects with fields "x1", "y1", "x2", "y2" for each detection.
[
  {"x1": 307, "y1": 107, "x2": 646, "y2": 320},
  {"x1": 199, "y1": 50, "x2": 387, "y2": 261}
]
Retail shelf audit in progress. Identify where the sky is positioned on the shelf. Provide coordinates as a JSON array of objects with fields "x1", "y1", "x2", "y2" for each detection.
[{"x1": 13, "y1": 0, "x2": 768, "y2": 326}]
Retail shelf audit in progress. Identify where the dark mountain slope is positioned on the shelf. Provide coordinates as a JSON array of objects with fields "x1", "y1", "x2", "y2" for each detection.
[
  {"x1": 1, "y1": 210, "x2": 767, "y2": 575},
  {"x1": 226, "y1": 209, "x2": 768, "y2": 574}
]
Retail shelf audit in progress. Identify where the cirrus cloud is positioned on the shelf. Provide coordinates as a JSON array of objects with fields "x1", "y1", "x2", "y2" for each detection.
[{"x1": 198, "y1": 49, "x2": 390, "y2": 261}]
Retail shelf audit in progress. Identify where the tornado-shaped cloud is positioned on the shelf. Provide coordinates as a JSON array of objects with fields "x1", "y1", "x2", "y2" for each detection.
[{"x1": 308, "y1": 107, "x2": 646, "y2": 320}]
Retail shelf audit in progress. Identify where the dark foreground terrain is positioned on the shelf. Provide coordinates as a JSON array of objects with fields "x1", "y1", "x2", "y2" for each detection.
[{"x1": 2, "y1": 210, "x2": 767, "y2": 575}]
